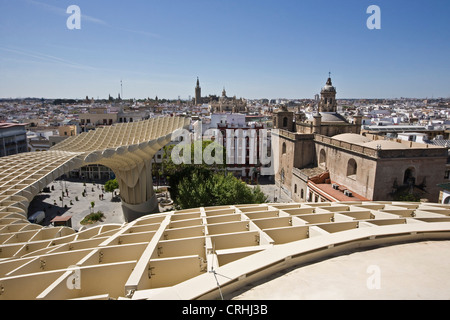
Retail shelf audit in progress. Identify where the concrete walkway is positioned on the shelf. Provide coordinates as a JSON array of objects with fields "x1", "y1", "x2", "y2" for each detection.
[
  {"x1": 228, "y1": 240, "x2": 450, "y2": 300},
  {"x1": 250, "y1": 176, "x2": 293, "y2": 203}
]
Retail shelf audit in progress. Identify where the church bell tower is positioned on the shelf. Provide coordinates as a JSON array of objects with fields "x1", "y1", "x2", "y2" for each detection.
[
  {"x1": 319, "y1": 74, "x2": 337, "y2": 113},
  {"x1": 195, "y1": 77, "x2": 201, "y2": 105}
]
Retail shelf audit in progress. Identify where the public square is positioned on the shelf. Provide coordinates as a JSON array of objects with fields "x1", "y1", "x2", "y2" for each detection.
[{"x1": 28, "y1": 179, "x2": 125, "y2": 231}]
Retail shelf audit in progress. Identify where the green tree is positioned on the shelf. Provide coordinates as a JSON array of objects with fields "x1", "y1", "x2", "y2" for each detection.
[
  {"x1": 175, "y1": 168, "x2": 267, "y2": 210},
  {"x1": 161, "y1": 140, "x2": 227, "y2": 201},
  {"x1": 104, "y1": 179, "x2": 119, "y2": 199},
  {"x1": 162, "y1": 140, "x2": 226, "y2": 177}
]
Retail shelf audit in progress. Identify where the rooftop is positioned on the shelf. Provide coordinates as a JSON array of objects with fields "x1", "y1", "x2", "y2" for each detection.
[
  {"x1": 0, "y1": 123, "x2": 26, "y2": 129},
  {"x1": 230, "y1": 240, "x2": 450, "y2": 300},
  {"x1": 1, "y1": 200, "x2": 450, "y2": 300},
  {"x1": 328, "y1": 133, "x2": 443, "y2": 151},
  {"x1": 333, "y1": 133, "x2": 372, "y2": 144},
  {"x1": 319, "y1": 112, "x2": 347, "y2": 122},
  {"x1": 362, "y1": 124, "x2": 446, "y2": 132},
  {"x1": 308, "y1": 180, "x2": 369, "y2": 202},
  {"x1": 363, "y1": 139, "x2": 410, "y2": 150}
]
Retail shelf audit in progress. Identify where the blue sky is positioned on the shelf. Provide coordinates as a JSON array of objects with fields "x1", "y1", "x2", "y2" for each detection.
[{"x1": 0, "y1": 0, "x2": 449, "y2": 99}]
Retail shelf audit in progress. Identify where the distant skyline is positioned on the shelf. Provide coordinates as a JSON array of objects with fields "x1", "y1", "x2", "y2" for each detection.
[{"x1": 0, "y1": 0, "x2": 449, "y2": 100}]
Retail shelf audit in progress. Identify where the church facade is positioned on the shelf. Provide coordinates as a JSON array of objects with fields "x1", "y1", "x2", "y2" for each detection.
[
  {"x1": 273, "y1": 76, "x2": 362, "y2": 136},
  {"x1": 273, "y1": 76, "x2": 447, "y2": 204}
]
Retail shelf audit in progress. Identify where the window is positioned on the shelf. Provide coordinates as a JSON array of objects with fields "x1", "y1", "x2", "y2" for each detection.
[
  {"x1": 347, "y1": 159, "x2": 357, "y2": 178},
  {"x1": 404, "y1": 168, "x2": 416, "y2": 185},
  {"x1": 301, "y1": 189, "x2": 304, "y2": 199},
  {"x1": 294, "y1": 184, "x2": 297, "y2": 194},
  {"x1": 445, "y1": 170, "x2": 450, "y2": 180},
  {"x1": 282, "y1": 142, "x2": 287, "y2": 154},
  {"x1": 283, "y1": 117, "x2": 288, "y2": 127},
  {"x1": 319, "y1": 149, "x2": 326, "y2": 167}
]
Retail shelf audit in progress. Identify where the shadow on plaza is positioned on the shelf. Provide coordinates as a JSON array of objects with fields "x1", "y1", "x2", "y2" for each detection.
[
  {"x1": 256, "y1": 175, "x2": 275, "y2": 185},
  {"x1": 28, "y1": 194, "x2": 71, "y2": 226}
]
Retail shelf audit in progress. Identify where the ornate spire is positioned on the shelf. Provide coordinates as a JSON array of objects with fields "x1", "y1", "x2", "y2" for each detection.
[{"x1": 326, "y1": 72, "x2": 332, "y2": 86}]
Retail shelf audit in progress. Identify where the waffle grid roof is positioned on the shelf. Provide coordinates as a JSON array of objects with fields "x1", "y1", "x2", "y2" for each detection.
[
  {"x1": 1, "y1": 201, "x2": 450, "y2": 300},
  {"x1": 0, "y1": 116, "x2": 189, "y2": 213}
]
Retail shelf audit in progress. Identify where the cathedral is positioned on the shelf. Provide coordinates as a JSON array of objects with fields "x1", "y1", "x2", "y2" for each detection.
[
  {"x1": 194, "y1": 78, "x2": 247, "y2": 113},
  {"x1": 211, "y1": 87, "x2": 247, "y2": 113}
]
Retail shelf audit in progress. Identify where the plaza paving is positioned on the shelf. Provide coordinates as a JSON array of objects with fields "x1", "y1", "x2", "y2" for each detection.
[
  {"x1": 28, "y1": 179, "x2": 126, "y2": 230},
  {"x1": 250, "y1": 175, "x2": 293, "y2": 203},
  {"x1": 254, "y1": 183, "x2": 293, "y2": 203}
]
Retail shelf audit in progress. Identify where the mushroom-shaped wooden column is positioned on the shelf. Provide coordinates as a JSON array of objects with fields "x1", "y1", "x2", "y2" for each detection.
[{"x1": 51, "y1": 116, "x2": 190, "y2": 222}]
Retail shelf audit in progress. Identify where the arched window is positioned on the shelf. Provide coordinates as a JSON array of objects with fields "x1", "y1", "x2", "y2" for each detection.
[
  {"x1": 319, "y1": 149, "x2": 326, "y2": 167},
  {"x1": 282, "y1": 142, "x2": 287, "y2": 154},
  {"x1": 347, "y1": 159, "x2": 357, "y2": 178},
  {"x1": 283, "y1": 117, "x2": 288, "y2": 127},
  {"x1": 404, "y1": 167, "x2": 416, "y2": 185}
]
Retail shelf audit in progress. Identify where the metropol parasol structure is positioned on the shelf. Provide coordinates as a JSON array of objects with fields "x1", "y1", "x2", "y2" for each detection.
[{"x1": 0, "y1": 116, "x2": 450, "y2": 300}]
